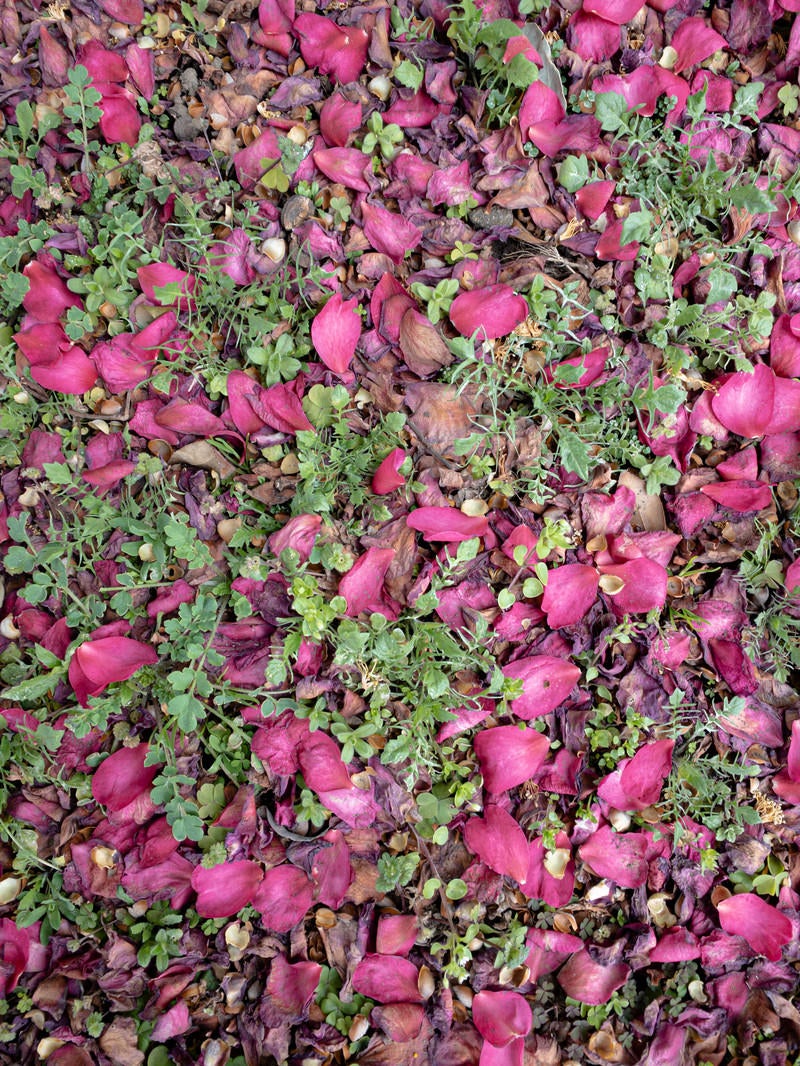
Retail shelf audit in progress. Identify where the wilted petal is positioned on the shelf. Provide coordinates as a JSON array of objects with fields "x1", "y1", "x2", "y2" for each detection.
[
  {"x1": 541, "y1": 564, "x2": 599, "y2": 628},
  {"x1": 0, "y1": 919, "x2": 31, "y2": 998},
  {"x1": 383, "y1": 89, "x2": 441, "y2": 127},
  {"x1": 670, "y1": 16, "x2": 727, "y2": 73},
  {"x1": 311, "y1": 292, "x2": 361, "y2": 376},
  {"x1": 717, "y1": 893, "x2": 793, "y2": 961},
  {"x1": 598, "y1": 558, "x2": 668, "y2": 614},
  {"x1": 407, "y1": 506, "x2": 489, "y2": 542},
  {"x1": 473, "y1": 990, "x2": 532, "y2": 1047},
  {"x1": 124, "y1": 42, "x2": 154, "y2": 98},
  {"x1": 82, "y1": 459, "x2": 137, "y2": 494},
  {"x1": 595, "y1": 218, "x2": 639, "y2": 261},
  {"x1": 69, "y1": 636, "x2": 158, "y2": 706},
  {"x1": 372, "y1": 1003, "x2": 425, "y2": 1042},
  {"x1": 92, "y1": 745, "x2": 157, "y2": 812},
  {"x1": 316, "y1": 784, "x2": 380, "y2": 827},
  {"x1": 707, "y1": 638, "x2": 758, "y2": 695},
  {"x1": 352, "y1": 955, "x2": 423, "y2": 1004},
  {"x1": 463, "y1": 805, "x2": 529, "y2": 883},
  {"x1": 578, "y1": 824, "x2": 649, "y2": 888},
  {"x1": 253, "y1": 865, "x2": 314, "y2": 932},
  {"x1": 525, "y1": 927, "x2": 583, "y2": 981},
  {"x1": 232, "y1": 128, "x2": 281, "y2": 191},
  {"x1": 146, "y1": 579, "x2": 196, "y2": 619},
  {"x1": 502, "y1": 655, "x2": 581, "y2": 720},
  {"x1": 700, "y1": 480, "x2": 772, "y2": 512},
  {"x1": 376, "y1": 915, "x2": 418, "y2": 956},
  {"x1": 597, "y1": 739, "x2": 674, "y2": 812},
  {"x1": 715, "y1": 446, "x2": 758, "y2": 481},
  {"x1": 99, "y1": 0, "x2": 144, "y2": 24},
  {"x1": 557, "y1": 950, "x2": 630, "y2": 1005},
  {"x1": 39, "y1": 26, "x2": 70, "y2": 86},
  {"x1": 475, "y1": 725, "x2": 549, "y2": 794},
  {"x1": 711, "y1": 365, "x2": 775, "y2": 437},
  {"x1": 546, "y1": 348, "x2": 610, "y2": 389},
  {"x1": 266, "y1": 955, "x2": 322, "y2": 1015},
  {"x1": 338, "y1": 547, "x2": 398, "y2": 617},
  {"x1": 449, "y1": 284, "x2": 528, "y2": 341},
  {"x1": 151, "y1": 1002, "x2": 190, "y2": 1042},
  {"x1": 250, "y1": 379, "x2": 314, "y2": 434}
]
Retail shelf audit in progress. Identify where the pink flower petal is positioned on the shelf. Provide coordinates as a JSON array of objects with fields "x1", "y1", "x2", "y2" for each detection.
[
  {"x1": 137, "y1": 263, "x2": 196, "y2": 307},
  {"x1": 266, "y1": 955, "x2": 322, "y2": 1014},
  {"x1": 316, "y1": 784, "x2": 380, "y2": 827},
  {"x1": 557, "y1": 950, "x2": 630, "y2": 1005},
  {"x1": 338, "y1": 546, "x2": 399, "y2": 618},
  {"x1": 715, "y1": 446, "x2": 758, "y2": 481},
  {"x1": 257, "y1": 0, "x2": 294, "y2": 55},
  {"x1": 649, "y1": 927, "x2": 701, "y2": 962},
  {"x1": 597, "y1": 739, "x2": 674, "y2": 811},
  {"x1": 595, "y1": 218, "x2": 639, "y2": 262},
  {"x1": 311, "y1": 829, "x2": 353, "y2": 908},
  {"x1": 787, "y1": 558, "x2": 800, "y2": 598},
  {"x1": 293, "y1": 13, "x2": 369, "y2": 84},
  {"x1": 269, "y1": 514, "x2": 322, "y2": 562},
  {"x1": 192, "y1": 860, "x2": 264, "y2": 918},
  {"x1": 711, "y1": 365, "x2": 775, "y2": 437},
  {"x1": 361, "y1": 200, "x2": 423, "y2": 264},
  {"x1": 788, "y1": 719, "x2": 800, "y2": 781},
  {"x1": 69, "y1": 636, "x2": 158, "y2": 706},
  {"x1": 670, "y1": 16, "x2": 727, "y2": 73},
  {"x1": 311, "y1": 292, "x2": 361, "y2": 376},
  {"x1": 583, "y1": 0, "x2": 644, "y2": 24},
  {"x1": 546, "y1": 348, "x2": 610, "y2": 389},
  {"x1": 253, "y1": 865, "x2": 314, "y2": 932},
  {"x1": 313, "y1": 147, "x2": 372, "y2": 192},
  {"x1": 0, "y1": 920, "x2": 30, "y2": 998},
  {"x1": 598, "y1": 557, "x2": 668, "y2": 614},
  {"x1": 575, "y1": 181, "x2": 615, "y2": 221},
  {"x1": 22, "y1": 259, "x2": 83, "y2": 321},
  {"x1": 525, "y1": 927, "x2": 583, "y2": 981},
  {"x1": 567, "y1": 11, "x2": 622, "y2": 62},
  {"x1": 372, "y1": 448, "x2": 407, "y2": 494},
  {"x1": 474, "y1": 726, "x2": 549, "y2": 794},
  {"x1": 151, "y1": 1002, "x2": 190, "y2": 1042},
  {"x1": 376, "y1": 915, "x2": 418, "y2": 956},
  {"x1": 578, "y1": 824, "x2": 649, "y2": 888},
  {"x1": 449, "y1": 284, "x2": 528, "y2": 341},
  {"x1": 770, "y1": 313, "x2": 800, "y2": 377},
  {"x1": 502, "y1": 655, "x2": 581, "y2": 720},
  {"x1": 770, "y1": 375, "x2": 800, "y2": 434},
  {"x1": 463, "y1": 805, "x2": 529, "y2": 883},
  {"x1": 372, "y1": 1003, "x2": 425, "y2": 1042},
  {"x1": 519, "y1": 834, "x2": 575, "y2": 907},
  {"x1": 700, "y1": 481, "x2": 772, "y2": 512},
  {"x1": 541, "y1": 564, "x2": 600, "y2": 628},
  {"x1": 717, "y1": 894, "x2": 793, "y2": 961},
  {"x1": 92, "y1": 744, "x2": 157, "y2": 812},
  {"x1": 351, "y1": 955, "x2": 423, "y2": 1004},
  {"x1": 232, "y1": 128, "x2": 281, "y2": 191},
  {"x1": 473, "y1": 990, "x2": 532, "y2": 1047},
  {"x1": 407, "y1": 506, "x2": 489, "y2": 543},
  {"x1": 97, "y1": 86, "x2": 141, "y2": 147},
  {"x1": 319, "y1": 92, "x2": 362, "y2": 146},
  {"x1": 39, "y1": 26, "x2": 71, "y2": 86},
  {"x1": 707, "y1": 637, "x2": 758, "y2": 696},
  {"x1": 298, "y1": 730, "x2": 352, "y2": 793}
]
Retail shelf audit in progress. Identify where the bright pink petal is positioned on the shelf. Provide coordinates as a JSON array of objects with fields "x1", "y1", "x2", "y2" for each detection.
[
  {"x1": 407, "y1": 506, "x2": 489, "y2": 543},
  {"x1": 82, "y1": 460, "x2": 137, "y2": 493},
  {"x1": 475, "y1": 726, "x2": 549, "y2": 794},
  {"x1": 788, "y1": 719, "x2": 800, "y2": 781},
  {"x1": 670, "y1": 16, "x2": 727, "y2": 73},
  {"x1": 98, "y1": 87, "x2": 141, "y2": 147},
  {"x1": 269, "y1": 514, "x2": 322, "y2": 562},
  {"x1": 311, "y1": 292, "x2": 361, "y2": 376},
  {"x1": 92, "y1": 745, "x2": 157, "y2": 812},
  {"x1": 649, "y1": 927, "x2": 701, "y2": 962},
  {"x1": 541, "y1": 564, "x2": 599, "y2": 628},
  {"x1": 293, "y1": 13, "x2": 369, "y2": 84},
  {"x1": 449, "y1": 284, "x2": 528, "y2": 341},
  {"x1": 567, "y1": 11, "x2": 622, "y2": 62},
  {"x1": 595, "y1": 218, "x2": 639, "y2": 262},
  {"x1": 376, "y1": 915, "x2": 418, "y2": 956},
  {"x1": 253, "y1": 865, "x2": 314, "y2": 932},
  {"x1": 519, "y1": 834, "x2": 575, "y2": 908},
  {"x1": 320, "y1": 92, "x2": 362, "y2": 146},
  {"x1": 257, "y1": 0, "x2": 294, "y2": 55},
  {"x1": 0, "y1": 920, "x2": 30, "y2": 998},
  {"x1": 700, "y1": 481, "x2": 772, "y2": 512},
  {"x1": 717, "y1": 894, "x2": 793, "y2": 961},
  {"x1": 546, "y1": 348, "x2": 610, "y2": 389},
  {"x1": 232, "y1": 128, "x2": 281, "y2": 191},
  {"x1": 313, "y1": 147, "x2": 372, "y2": 193},
  {"x1": 597, "y1": 739, "x2": 674, "y2": 811},
  {"x1": 372, "y1": 448, "x2": 407, "y2": 494},
  {"x1": 711, "y1": 365, "x2": 775, "y2": 437},
  {"x1": 787, "y1": 559, "x2": 800, "y2": 598},
  {"x1": 598, "y1": 558, "x2": 668, "y2": 614},
  {"x1": 361, "y1": 200, "x2": 423, "y2": 264},
  {"x1": 137, "y1": 262, "x2": 196, "y2": 307},
  {"x1": 70, "y1": 636, "x2": 158, "y2": 706},
  {"x1": 770, "y1": 313, "x2": 800, "y2": 377},
  {"x1": 298, "y1": 731, "x2": 352, "y2": 793},
  {"x1": 473, "y1": 990, "x2": 532, "y2": 1047},
  {"x1": 583, "y1": 0, "x2": 645, "y2": 23},
  {"x1": 463, "y1": 805, "x2": 529, "y2": 883},
  {"x1": 578, "y1": 824, "x2": 649, "y2": 888},
  {"x1": 338, "y1": 547, "x2": 398, "y2": 617},
  {"x1": 351, "y1": 955, "x2": 423, "y2": 1004},
  {"x1": 502, "y1": 655, "x2": 581, "y2": 720},
  {"x1": 557, "y1": 950, "x2": 630, "y2": 1005},
  {"x1": 22, "y1": 259, "x2": 83, "y2": 321},
  {"x1": 715, "y1": 446, "x2": 758, "y2": 481},
  {"x1": 575, "y1": 181, "x2": 615, "y2": 221},
  {"x1": 770, "y1": 376, "x2": 800, "y2": 434},
  {"x1": 266, "y1": 955, "x2": 322, "y2": 1014},
  {"x1": 29, "y1": 345, "x2": 98, "y2": 395}
]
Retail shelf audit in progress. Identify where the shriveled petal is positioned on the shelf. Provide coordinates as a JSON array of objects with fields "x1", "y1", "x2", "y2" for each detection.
[
  {"x1": 311, "y1": 292, "x2": 361, "y2": 376},
  {"x1": 715, "y1": 446, "x2": 758, "y2": 481},
  {"x1": 253, "y1": 865, "x2": 314, "y2": 932},
  {"x1": 502, "y1": 655, "x2": 581, "y2": 720},
  {"x1": 313, "y1": 147, "x2": 372, "y2": 193},
  {"x1": 463, "y1": 805, "x2": 529, "y2": 883},
  {"x1": 407, "y1": 506, "x2": 489, "y2": 543},
  {"x1": 541, "y1": 564, "x2": 599, "y2": 628},
  {"x1": 351, "y1": 955, "x2": 423, "y2": 1004},
  {"x1": 372, "y1": 1003, "x2": 425, "y2": 1042},
  {"x1": 578, "y1": 824, "x2": 649, "y2": 888},
  {"x1": 361, "y1": 200, "x2": 423, "y2": 263},
  {"x1": 475, "y1": 726, "x2": 549, "y2": 794},
  {"x1": 92, "y1": 745, "x2": 157, "y2": 812},
  {"x1": 557, "y1": 950, "x2": 630, "y2": 1005},
  {"x1": 473, "y1": 990, "x2": 532, "y2": 1047},
  {"x1": 717, "y1": 894, "x2": 793, "y2": 961},
  {"x1": 449, "y1": 285, "x2": 528, "y2": 341}
]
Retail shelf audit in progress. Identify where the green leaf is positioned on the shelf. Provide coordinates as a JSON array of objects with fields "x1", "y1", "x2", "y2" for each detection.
[
  {"x1": 557, "y1": 154, "x2": 590, "y2": 193},
  {"x1": 43, "y1": 462, "x2": 74, "y2": 485},
  {"x1": 2, "y1": 669, "x2": 65, "y2": 703},
  {"x1": 594, "y1": 92, "x2": 629, "y2": 132},
  {"x1": 445, "y1": 878, "x2": 468, "y2": 900},
  {"x1": 620, "y1": 208, "x2": 653, "y2": 245},
  {"x1": 728, "y1": 185, "x2": 775, "y2": 215},
  {"x1": 505, "y1": 53, "x2": 539, "y2": 89},
  {"x1": 558, "y1": 430, "x2": 591, "y2": 481},
  {"x1": 15, "y1": 100, "x2": 34, "y2": 142},
  {"x1": 3, "y1": 546, "x2": 35, "y2": 574},
  {"x1": 394, "y1": 59, "x2": 424, "y2": 91},
  {"x1": 497, "y1": 588, "x2": 516, "y2": 610}
]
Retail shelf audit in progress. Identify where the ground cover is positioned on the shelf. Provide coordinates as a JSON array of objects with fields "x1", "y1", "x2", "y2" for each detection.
[{"x1": 0, "y1": 0, "x2": 799, "y2": 1063}]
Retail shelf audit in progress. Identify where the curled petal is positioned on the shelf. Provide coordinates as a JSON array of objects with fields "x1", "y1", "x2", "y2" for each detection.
[
  {"x1": 406, "y1": 506, "x2": 489, "y2": 543},
  {"x1": 92, "y1": 744, "x2": 157, "y2": 812},
  {"x1": 69, "y1": 636, "x2": 158, "y2": 706},
  {"x1": 372, "y1": 448, "x2": 407, "y2": 494},
  {"x1": 311, "y1": 292, "x2": 361, "y2": 376},
  {"x1": 597, "y1": 739, "x2": 674, "y2": 812},
  {"x1": 338, "y1": 547, "x2": 398, "y2": 618},
  {"x1": 711, "y1": 365, "x2": 775, "y2": 437}
]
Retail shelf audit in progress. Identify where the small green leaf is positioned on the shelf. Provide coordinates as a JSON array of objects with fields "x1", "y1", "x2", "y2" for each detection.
[{"x1": 445, "y1": 878, "x2": 468, "y2": 900}]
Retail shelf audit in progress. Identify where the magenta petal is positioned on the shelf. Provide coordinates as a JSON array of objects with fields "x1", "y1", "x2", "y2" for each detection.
[
  {"x1": 316, "y1": 785, "x2": 380, "y2": 827},
  {"x1": 575, "y1": 180, "x2": 615, "y2": 221},
  {"x1": 253, "y1": 865, "x2": 314, "y2": 932},
  {"x1": 98, "y1": 0, "x2": 143, "y2": 24},
  {"x1": 92, "y1": 745, "x2": 157, "y2": 812},
  {"x1": 769, "y1": 376, "x2": 800, "y2": 434},
  {"x1": 519, "y1": 81, "x2": 565, "y2": 130},
  {"x1": 338, "y1": 546, "x2": 398, "y2": 617},
  {"x1": 313, "y1": 147, "x2": 372, "y2": 193},
  {"x1": 191, "y1": 860, "x2": 264, "y2": 919},
  {"x1": 137, "y1": 262, "x2": 196, "y2": 306},
  {"x1": 567, "y1": 11, "x2": 622, "y2": 62},
  {"x1": 473, "y1": 990, "x2": 532, "y2": 1047},
  {"x1": 258, "y1": 0, "x2": 294, "y2": 55},
  {"x1": 82, "y1": 460, "x2": 137, "y2": 493},
  {"x1": 717, "y1": 894, "x2": 793, "y2": 961},
  {"x1": 351, "y1": 955, "x2": 423, "y2": 1004},
  {"x1": 30, "y1": 345, "x2": 98, "y2": 395},
  {"x1": 541, "y1": 564, "x2": 600, "y2": 628},
  {"x1": 251, "y1": 380, "x2": 314, "y2": 434},
  {"x1": 23, "y1": 259, "x2": 83, "y2": 321},
  {"x1": 707, "y1": 638, "x2": 758, "y2": 696},
  {"x1": 502, "y1": 655, "x2": 581, "y2": 720},
  {"x1": 598, "y1": 739, "x2": 674, "y2": 811},
  {"x1": 372, "y1": 448, "x2": 407, "y2": 494},
  {"x1": 770, "y1": 313, "x2": 800, "y2": 377},
  {"x1": 715, "y1": 446, "x2": 758, "y2": 481},
  {"x1": 70, "y1": 637, "x2": 158, "y2": 706},
  {"x1": 649, "y1": 927, "x2": 701, "y2": 962},
  {"x1": 700, "y1": 481, "x2": 772, "y2": 512},
  {"x1": 519, "y1": 834, "x2": 575, "y2": 908},
  {"x1": 598, "y1": 558, "x2": 668, "y2": 614},
  {"x1": 232, "y1": 128, "x2": 281, "y2": 191},
  {"x1": 361, "y1": 200, "x2": 423, "y2": 264},
  {"x1": 376, "y1": 915, "x2": 418, "y2": 956},
  {"x1": 298, "y1": 731, "x2": 352, "y2": 793},
  {"x1": 595, "y1": 218, "x2": 639, "y2": 262},
  {"x1": 711, "y1": 365, "x2": 775, "y2": 437},
  {"x1": 320, "y1": 92, "x2": 362, "y2": 146},
  {"x1": 293, "y1": 13, "x2": 368, "y2": 84},
  {"x1": 0, "y1": 920, "x2": 30, "y2": 998},
  {"x1": 787, "y1": 719, "x2": 800, "y2": 781},
  {"x1": 98, "y1": 88, "x2": 141, "y2": 147},
  {"x1": 266, "y1": 956, "x2": 322, "y2": 1016},
  {"x1": 407, "y1": 506, "x2": 489, "y2": 543},
  {"x1": 39, "y1": 26, "x2": 71, "y2": 86},
  {"x1": 578, "y1": 824, "x2": 649, "y2": 888},
  {"x1": 311, "y1": 292, "x2": 361, "y2": 376},
  {"x1": 269, "y1": 513, "x2": 322, "y2": 562},
  {"x1": 463, "y1": 805, "x2": 529, "y2": 883},
  {"x1": 583, "y1": 0, "x2": 645, "y2": 23},
  {"x1": 557, "y1": 950, "x2": 630, "y2": 1005},
  {"x1": 475, "y1": 726, "x2": 549, "y2": 794},
  {"x1": 670, "y1": 16, "x2": 727, "y2": 73},
  {"x1": 449, "y1": 284, "x2": 528, "y2": 341}
]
